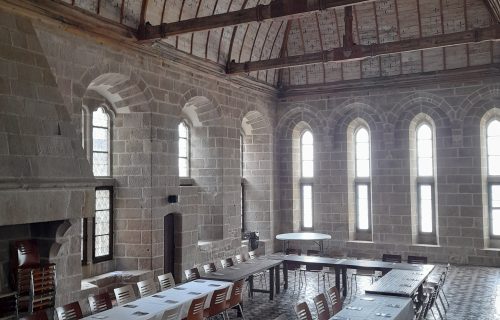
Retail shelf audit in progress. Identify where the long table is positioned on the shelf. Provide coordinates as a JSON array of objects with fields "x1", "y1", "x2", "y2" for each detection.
[
  {"x1": 270, "y1": 254, "x2": 434, "y2": 297},
  {"x1": 329, "y1": 294, "x2": 414, "y2": 320},
  {"x1": 200, "y1": 257, "x2": 283, "y2": 300},
  {"x1": 81, "y1": 279, "x2": 231, "y2": 320}
]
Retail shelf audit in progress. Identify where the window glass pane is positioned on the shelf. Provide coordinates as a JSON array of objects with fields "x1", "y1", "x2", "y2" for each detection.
[
  {"x1": 417, "y1": 124, "x2": 432, "y2": 140},
  {"x1": 356, "y1": 160, "x2": 370, "y2": 178},
  {"x1": 492, "y1": 209, "x2": 500, "y2": 236},
  {"x1": 179, "y1": 158, "x2": 188, "y2": 177},
  {"x1": 356, "y1": 128, "x2": 369, "y2": 143},
  {"x1": 93, "y1": 153, "x2": 108, "y2": 177},
  {"x1": 417, "y1": 140, "x2": 433, "y2": 158},
  {"x1": 92, "y1": 127, "x2": 108, "y2": 152},
  {"x1": 301, "y1": 131, "x2": 313, "y2": 145},
  {"x1": 302, "y1": 145, "x2": 314, "y2": 161},
  {"x1": 302, "y1": 185, "x2": 313, "y2": 228},
  {"x1": 93, "y1": 108, "x2": 108, "y2": 127},
  {"x1": 179, "y1": 138, "x2": 187, "y2": 157},
  {"x1": 489, "y1": 156, "x2": 500, "y2": 176},
  {"x1": 492, "y1": 185, "x2": 500, "y2": 207},
  {"x1": 302, "y1": 160, "x2": 314, "y2": 178},
  {"x1": 418, "y1": 158, "x2": 433, "y2": 177},
  {"x1": 179, "y1": 122, "x2": 188, "y2": 138},
  {"x1": 94, "y1": 188, "x2": 111, "y2": 258},
  {"x1": 357, "y1": 184, "x2": 369, "y2": 230},
  {"x1": 356, "y1": 142, "x2": 369, "y2": 160},
  {"x1": 419, "y1": 185, "x2": 433, "y2": 233},
  {"x1": 487, "y1": 137, "x2": 500, "y2": 156},
  {"x1": 95, "y1": 235, "x2": 110, "y2": 257},
  {"x1": 487, "y1": 120, "x2": 500, "y2": 137}
]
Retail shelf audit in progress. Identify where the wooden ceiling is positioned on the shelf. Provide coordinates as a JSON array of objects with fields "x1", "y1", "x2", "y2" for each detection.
[{"x1": 59, "y1": 0, "x2": 497, "y2": 88}]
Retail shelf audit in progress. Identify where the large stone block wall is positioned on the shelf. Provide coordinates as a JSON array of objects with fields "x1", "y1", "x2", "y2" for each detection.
[{"x1": 276, "y1": 72, "x2": 500, "y2": 266}]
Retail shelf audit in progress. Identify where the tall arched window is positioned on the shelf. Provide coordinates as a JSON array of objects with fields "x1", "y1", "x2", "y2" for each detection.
[
  {"x1": 92, "y1": 107, "x2": 110, "y2": 177},
  {"x1": 301, "y1": 130, "x2": 314, "y2": 229},
  {"x1": 354, "y1": 127, "x2": 371, "y2": 231},
  {"x1": 416, "y1": 123, "x2": 436, "y2": 234},
  {"x1": 178, "y1": 121, "x2": 190, "y2": 177},
  {"x1": 487, "y1": 119, "x2": 500, "y2": 236},
  {"x1": 240, "y1": 134, "x2": 245, "y2": 232}
]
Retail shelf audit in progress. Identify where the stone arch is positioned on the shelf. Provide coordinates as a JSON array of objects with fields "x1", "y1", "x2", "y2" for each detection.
[
  {"x1": 178, "y1": 89, "x2": 222, "y2": 126},
  {"x1": 459, "y1": 85, "x2": 500, "y2": 121},
  {"x1": 276, "y1": 104, "x2": 328, "y2": 139}
]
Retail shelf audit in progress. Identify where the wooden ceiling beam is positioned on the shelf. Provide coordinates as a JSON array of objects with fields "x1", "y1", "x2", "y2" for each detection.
[
  {"x1": 227, "y1": 25, "x2": 500, "y2": 74},
  {"x1": 138, "y1": 0, "x2": 375, "y2": 41}
]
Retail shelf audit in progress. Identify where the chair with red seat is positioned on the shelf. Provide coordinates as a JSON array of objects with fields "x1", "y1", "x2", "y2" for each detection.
[
  {"x1": 55, "y1": 302, "x2": 83, "y2": 320},
  {"x1": 88, "y1": 292, "x2": 112, "y2": 314},
  {"x1": 313, "y1": 293, "x2": 331, "y2": 320},
  {"x1": 182, "y1": 295, "x2": 207, "y2": 320},
  {"x1": 224, "y1": 278, "x2": 246, "y2": 320},
  {"x1": 294, "y1": 302, "x2": 313, "y2": 320},
  {"x1": 203, "y1": 287, "x2": 229, "y2": 319}
]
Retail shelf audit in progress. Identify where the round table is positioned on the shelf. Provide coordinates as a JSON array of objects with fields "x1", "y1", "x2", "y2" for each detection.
[{"x1": 276, "y1": 232, "x2": 331, "y2": 254}]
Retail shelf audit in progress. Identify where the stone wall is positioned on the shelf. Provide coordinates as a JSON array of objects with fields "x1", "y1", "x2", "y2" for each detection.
[{"x1": 276, "y1": 70, "x2": 500, "y2": 266}]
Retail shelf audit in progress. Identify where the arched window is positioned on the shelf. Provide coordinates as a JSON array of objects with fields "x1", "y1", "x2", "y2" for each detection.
[
  {"x1": 178, "y1": 121, "x2": 190, "y2": 177},
  {"x1": 354, "y1": 127, "x2": 371, "y2": 231},
  {"x1": 301, "y1": 130, "x2": 314, "y2": 229},
  {"x1": 92, "y1": 107, "x2": 110, "y2": 177},
  {"x1": 240, "y1": 134, "x2": 245, "y2": 232},
  {"x1": 416, "y1": 123, "x2": 436, "y2": 234},
  {"x1": 487, "y1": 119, "x2": 500, "y2": 236}
]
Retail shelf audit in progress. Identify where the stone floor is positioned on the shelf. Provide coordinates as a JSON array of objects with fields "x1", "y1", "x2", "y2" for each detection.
[{"x1": 234, "y1": 264, "x2": 500, "y2": 320}]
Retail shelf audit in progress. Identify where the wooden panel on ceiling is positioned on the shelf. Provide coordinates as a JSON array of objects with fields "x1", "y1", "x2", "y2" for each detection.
[
  {"x1": 376, "y1": 0, "x2": 398, "y2": 43},
  {"x1": 97, "y1": 0, "x2": 122, "y2": 22},
  {"x1": 191, "y1": 0, "x2": 217, "y2": 58},
  {"x1": 396, "y1": 0, "x2": 420, "y2": 40},
  {"x1": 466, "y1": 0, "x2": 492, "y2": 28},
  {"x1": 145, "y1": 0, "x2": 164, "y2": 25},
  {"x1": 286, "y1": 20, "x2": 304, "y2": 56},
  {"x1": 316, "y1": 9, "x2": 339, "y2": 50},
  {"x1": 122, "y1": 0, "x2": 141, "y2": 27},
  {"x1": 206, "y1": 0, "x2": 231, "y2": 60},
  {"x1": 484, "y1": 0, "x2": 500, "y2": 21},
  {"x1": 177, "y1": 0, "x2": 198, "y2": 53},
  {"x1": 353, "y1": 2, "x2": 378, "y2": 44},
  {"x1": 442, "y1": 0, "x2": 466, "y2": 33}
]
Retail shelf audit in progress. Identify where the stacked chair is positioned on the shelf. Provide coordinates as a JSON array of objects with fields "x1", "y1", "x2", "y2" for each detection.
[{"x1": 9, "y1": 240, "x2": 56, "y2": 317}]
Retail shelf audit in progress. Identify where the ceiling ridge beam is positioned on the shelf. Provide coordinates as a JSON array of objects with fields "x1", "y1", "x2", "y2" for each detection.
[
  {"x1": 138, "y1": 0, "x2": 376, "y2": 41},
  {"x1": 227, "y1": 25, "x2": 500, "y2": 74}
]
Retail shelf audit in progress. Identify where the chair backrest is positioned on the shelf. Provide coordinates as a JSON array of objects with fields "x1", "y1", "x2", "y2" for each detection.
[
  {"x1": 184, "y1": 267, "x2": 201, "y2": 281},
  {"x1": 227, "y1": 278, "x2": 245, "y2": 308},
  {"x1": 88, "y1": 292, "x2": 112, "y2": 314},
  {"x1": 11, "y1": 240, "x2": 40, "y2": 268},
  {"x1": 382, "y1": 254, "x2": 402, "y2": 263},
  {"x1": 306, "y1": 250, "x2": 322, "y2": 271},
  {"x1": 137, "y1": 279, "x2": 157, "y2": 298},
  {"x1": 407, "y1": 255, "x2": 428, "y2": 264},
  {"x1": 55, "y1": 302, "x2": 83, "y2": 320},
  {"x1": 248, "y1": 251, "x2": 256, "y2": 260},
  {"x1": 161, "y1": 305, "x2": 181, "y2": 320},
  {"x1": 285, "y1": 248, "x2": 302, "y2": 255},
  {"x1": 313, "y1": 293, "x2": 330, "y2": 320},
  {"x1": 113, "y1": 285, "x2": 136, "y2": 306},
  {"x1": 203, "y1": 263, "x2": 217, "y2": 274},
  {"x1": 30, "y1": 265, "x2": 56, "y2": 312},
  {"x1": 294, "y1": 302, "x2": 313, "y2": 320},
  {"x1": 234, "y1": 254, "x2": 243, "y2": 264},
  {"x1": 185, "y1": 295, "x2": 208, "y2": 320},
  {"x1": 205, "y1": 287, "x2": 229, "y2": 317},
  {"x1": 20, "y1": 311, "x2": 49, "y2": 320},
  {"x1": 220, "y1": 258, "x2": 234, "y2": 268},
  {"x1": 326, "y1": 286, "x2": 342, "y2": 315},
  {"x1": 158, "y1": 273, "x2": 176, "y2": 291}
]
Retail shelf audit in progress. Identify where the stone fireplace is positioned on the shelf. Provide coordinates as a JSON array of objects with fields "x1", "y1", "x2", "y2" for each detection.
[{"x1": 0, "y1": 13, "x2": 96, "y2": 306}]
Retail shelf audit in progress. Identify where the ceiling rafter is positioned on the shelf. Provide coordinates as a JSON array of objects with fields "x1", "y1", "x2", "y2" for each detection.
[
  {"x1": 227, "y1": 25, "x2": 500, "y2": 73},
  {"x1": 138, "y1": 0, "x2": 376, "y2": 41}
]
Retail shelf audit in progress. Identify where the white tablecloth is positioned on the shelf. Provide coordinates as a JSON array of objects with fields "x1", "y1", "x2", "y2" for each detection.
[
  {"x1": 82, "y1": 280, "x2": 232, "y2": 320},
  {"x1": 276, "y1": 232, "x2": 331, "y2": 241},
  {"x1": 330, "y1": 294, "x2": 414, "y2": 320}
]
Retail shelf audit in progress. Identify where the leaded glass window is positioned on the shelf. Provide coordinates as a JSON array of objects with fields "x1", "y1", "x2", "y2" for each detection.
[
  {"x1": 93, "y1": 187, "x2": 113, "y2": 261},
  {"x1": 487, "y1": 119, "x2": 500, "y2": 237},
  {"x1": 92, "y1": 107, "x2": 110, "y2": 177},
  {"x1": 354, "y1": 127, "x2": 371, "y2": 231},
  {"x1": 301, "y1": 130, "x2": 314, "y2": 178},
  {"x1": 178, "y1": 121, "x2": 190, "y2": 177}
]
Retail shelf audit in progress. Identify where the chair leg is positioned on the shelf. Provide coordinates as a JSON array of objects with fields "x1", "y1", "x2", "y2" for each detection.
[
  {"x1": 441, "y1": 290, "x2": 450, "y2": 307},
  {"x1": 238, "y1": 304, "x2": 246, "y2": 320}
]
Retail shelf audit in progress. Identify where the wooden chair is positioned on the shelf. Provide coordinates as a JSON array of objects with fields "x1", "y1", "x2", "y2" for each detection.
[
  {"x1": 326, "y1": 286, "x2": 342, "y2": 315},
  {"x1": 294, "y1": 302, "x2": 313, "y2": 320},
  {"x1": 184, "y1": 267, "x2": 200, "y2": 282},
  {"x1": 29, "y1": 265, "x2": 56, "y2": 313},
  {"x1": 203, "y1": 262, "x2": 217, "y2": 274},
  {"x1": 161, "y1": 305, "x2": 181, "y2": 320},
  {"x1": 158, "y1": 273, "x2": 176, "y2": 291},
  {"x1": 182, "y1": 295, "x2": 207, "y2": 320},
  {"x1": 408, "y1": 255, "x2": 428, "y2": 264},
  {"x1": 248, "y1": 251, "x2": 256, "y2": 260},
  {"x1": 113, "y1": 285, "x2": 136, "y2": 306},
  {"x1": 382, "y1": 254, "x2": 402, "y2": 263},
  {"x1": 224, "y1": 279, "x2": 246, "y2": 320},
  {"x1": 220, "y1": 258, "x2": 234, "y2": 269},
  {"x1": 234, "y1": 254, "x2": 243, "y2": 264},
  {"x1": 88, "y1": 293, "x2": 112, "y2": 314},
  {"x1": 203, "y1": 287, "x2": 229, "y2": 319},
  {"x1": 137, "y1": 279, "x2": 157, "y2": 298},
  {"x1": 19, "y1": 311, "x2": 48, "y2": 320},
  {"x1": 313, "y1": 293, "x2": 331, "y2": 320},
  {"x1": 55, "y1": 302, "x2": 83, "y2": 320}
]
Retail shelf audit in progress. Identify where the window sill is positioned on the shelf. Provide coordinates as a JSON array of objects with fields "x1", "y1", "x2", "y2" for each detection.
[
  {"x1": 95, "y1": 178, "x2": 115, "y2": 187},
  {"x1": 180, "y1": 177, "x2": 194, "y2": 186},
  {"x1": 347, "y1": 240, "x2": 374, "y2": 244},
  {"x1": 410, "y1": 243, "x2": 440, "y2": 248},
  {"x1": 198, "y1": 241, "x2": 212, "y2": 251}
]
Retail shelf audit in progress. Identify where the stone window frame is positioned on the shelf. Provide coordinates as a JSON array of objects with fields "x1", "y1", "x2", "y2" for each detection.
[
  {"x1": 178, "y1": 120, "x2": 191, "y2": 179},
  {"x1": 409, "y1": 114, "x2": 438, "y2": 245},
  {"x1": 81, "y1": 103, "x2": 116, "y2": 264},
  {"x1": 300, "y1": 129, "x2": 314, "y2": 230},
  {"x1": 481, "y1": 109, "x2": 500, "y2": 246},
  {"x1": 347, "y1": 119, "x2": 373, "y2": 241}
]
